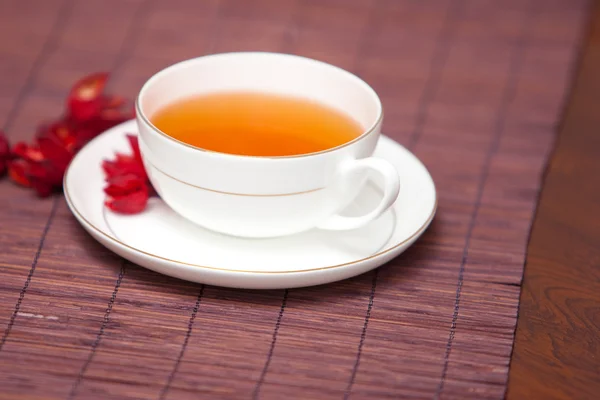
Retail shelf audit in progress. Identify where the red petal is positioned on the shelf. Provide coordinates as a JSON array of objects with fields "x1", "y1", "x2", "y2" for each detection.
[
  {"x1": 67, "y1": 73, "x2": 109, "y2": 121},
  {"x1": 69, "y1": 99, "x2": 104, "y2": 122},
  {"x1": 71, "y1": 73, "x2": 109, "y2": 102},
  {"x1": 102, "y1": 133, "x2": 153, "y2": 214},
  {"x1": 115, "y1": 153, "x2": 147, "y2": 180},
  {"x1": 11, "y1": 143, "x2": 64, "y2": 187},
  {"x1": 12, "y1": 142, "x2": 44, "y2": 162},
  {"x1": 102, "y1": 160, "x2": 121, "y2": 177},
  {"x1": 39, "y1": 120, "x2": 78, "y2": 152},
  {"x1": 105, "y1": 186, "x2": 149, "y2": 214},
  {"x1": 37, "y1": 136, "x2": 73, "y2": 170},
  {"x1": 126, "y1": 134, "x2": 142, "y2": 163},
  {"x1": 26, "y1": 161, "x2": 63, "y2": 186},
  {"x1": 8, "y1": 160, "x2": 32, "y2": 187},
  {"x1": 102, "y1": 157, "x2": 146, "y2": 181},
  {"x1": 103, "y1": 173, "x2": 145, "y2": 197}
]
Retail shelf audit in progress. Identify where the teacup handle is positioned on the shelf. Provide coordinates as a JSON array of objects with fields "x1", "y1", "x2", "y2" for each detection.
[{"x1": 317, "y1": 157, "x2": 400, "y2": 231}]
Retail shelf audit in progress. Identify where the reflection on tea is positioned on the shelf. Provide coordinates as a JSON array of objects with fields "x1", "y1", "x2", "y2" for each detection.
[{"x1": 150, "y1": 91, "x2": 363, "y2": 157}]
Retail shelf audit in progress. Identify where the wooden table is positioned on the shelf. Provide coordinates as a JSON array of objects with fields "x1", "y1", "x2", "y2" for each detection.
[{"x1": 507, "y1": 1, "x2": 600, "y2": 399}]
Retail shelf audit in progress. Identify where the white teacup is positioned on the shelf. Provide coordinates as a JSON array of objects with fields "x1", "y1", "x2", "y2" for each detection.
[{"x1": 135, "y1": 52, "x2": 400, "y2": 238}]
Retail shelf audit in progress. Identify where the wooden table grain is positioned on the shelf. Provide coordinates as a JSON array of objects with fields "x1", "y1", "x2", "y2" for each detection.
[{"x1": 506, "y1": 1, "x2": 600, "y2": 399}]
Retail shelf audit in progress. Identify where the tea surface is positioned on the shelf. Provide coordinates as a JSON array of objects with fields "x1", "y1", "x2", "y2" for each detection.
[{"x1": 150, "y1": 91, "x2": 363, "y2": 156}]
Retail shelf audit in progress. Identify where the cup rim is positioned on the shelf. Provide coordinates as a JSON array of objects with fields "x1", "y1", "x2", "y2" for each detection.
[{"x1": 135, "y1": 51, "x2": 384, "y2": 159}]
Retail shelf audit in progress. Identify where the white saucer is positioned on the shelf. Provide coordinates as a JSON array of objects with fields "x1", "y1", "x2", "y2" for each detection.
[{"x1": 64, "y1": 120, "x2": 437, "y2": 289}]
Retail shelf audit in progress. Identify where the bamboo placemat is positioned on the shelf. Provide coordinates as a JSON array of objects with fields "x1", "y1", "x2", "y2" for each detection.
[{"x1": 0, "y1": 0, "x2": 590, "y2": 399}]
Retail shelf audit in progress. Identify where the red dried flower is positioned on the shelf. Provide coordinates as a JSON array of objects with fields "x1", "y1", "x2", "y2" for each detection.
[
  {"x1": 103, "y1": 134, "x2": 154, "y2": 214},
  {"x1": 2, "y1": 72, "x2": 136, "y2": 197},
  {"x1": 12, "y1": 142, "x2": 44, "y2": 162},
  {"x1": 8, "y1": 159, "x2": 33, "y2": 187},
  {"x1": 104, "y1": 173, "x2": 146, "y2": 197},
  {"x1": 102, "y1": 157, "x2": 147, "y2": 185},
  {"x1": 37, "y1": 120, "x2": 77, "y2": 153},
  {"x1": 67, "y1": 73, "x2": 109, "y2": 121},
  {"x1": 105, "y1": 186, "x2": 149, "y2": 214},
  {"x1": 8, "y1": 135, "x2": 73, "y2": 196}
]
